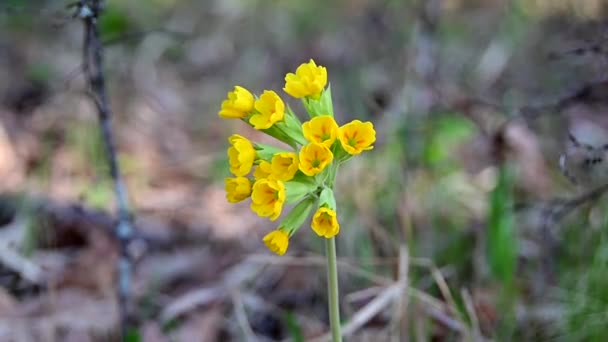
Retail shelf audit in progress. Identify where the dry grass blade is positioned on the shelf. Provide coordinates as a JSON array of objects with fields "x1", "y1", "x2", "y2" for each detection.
[
  {"x1": 311, "y1": 284, "x2": 401, "y2": 342},
  {"x1": 345, "y1": 286, "x2": 385, "y2": 304},
  {"x1": 161, "y1": 256, "x2": 266, "y2": 322},
  {"x1": 430, "y1": 268, "x2": 471, "y2": 337},
  {"x1": 160, "y1": 285, "x2": 225, "y2": 322},
  {"x1": 247, "y1": 254, "x2": 392, "y2": 285},
  {"x1": 461, "y1": 287, "x2": 484, "y2": 341},
  {"x1": 408, "y1": 255, "x2": 472, "y2": 337},
  {"x1": 409, "y1": 288, "x2": 466, "y2": 333},
  {"x1": 430, "y1": 268, "x2": 457, "y2": 314},
  {"x1": 231, "y1": 290, "x2": 259, "y2": 341},
  {"x1": 0, "y1": 244, "x2": 44, "y2": 284},
  {"x1": 391, "y1": 245, "x2": 409, "y2": 341},
  {"x1": 0, "y1": 220, "x2": 44, "y2": 284}
]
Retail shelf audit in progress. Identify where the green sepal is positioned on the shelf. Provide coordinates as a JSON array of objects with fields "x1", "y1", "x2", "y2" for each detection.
[
  {"x1": 332, "y1": 141, "x2": 352, "y2": 164},
  {"x1": 261, "y1": 126, "x2": 295, "y2": 148},
  {"x1": 254, "y1": 143, "x2": 288, "y2": 161},
  {"x1": 302, "y1": 85, "x2": 334, "y2": 118},
  {"x1": 277, "y1": 121, "x2": 307, "y2": 146},
  {"x1": 272, "y1": 106, "x2": 307, "y2": 146},
  {"x1": 285, "y1": 176, "x2": 318, "y2": 204},
  {"x1": 279, "y1": 196, "x2": 315, "y2": 236},
  {"x1": 284, "y1": 105, "x2": 303, "y2": 130},
  {"x1": 290, "y1": 171, "x2": 316, "y2": 184},
  {"x1": 258, "y1": 117, "x2": 307, "y2": 148},
  {"x1": 313, "y1": 164, "x2": 332, "y2": 185},
  {"x1": 318, "y1": 187, "x2": 337, "y2": 210}
]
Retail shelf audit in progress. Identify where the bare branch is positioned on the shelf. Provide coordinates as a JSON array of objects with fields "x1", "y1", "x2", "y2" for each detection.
[{"x1": 76, "y1": 0, "x2": 136, "y2": 338}]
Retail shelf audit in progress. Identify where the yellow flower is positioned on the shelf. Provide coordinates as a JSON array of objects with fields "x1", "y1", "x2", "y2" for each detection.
[
  {"x1": 311, "y1": 207, "x2": 340, "y2": 238},
  {"x1": 251, "y1": 178, "x2": 286, "y2": 221},
  {"x1": 218, "y1": 86, "x2": 254, "y2": 119},
  {"x1": 250, "y1": 90, "x2": 285, "y2": 129},
  {"x1": 283, "y1": 59, "x2": 327, "y2": 99},
  {"x1": 270, "y1": 152, "x2": 299, "y2": 181},
  {"x1": 228, "y1": 134, "x2": 256, "y2": 176},
  {"x1": 338, "y1": 120, "x2": 376, "y2": 155},
  {"x1": 302, "y1": 116, "x2": 338, "y2": 147},
  {"x1": 225, "y1": 177, "x2": 252, "y2": 203},
  {"x1": 299, "y1": 142, "x2": 333, "y2": 176},
  {"x1": 263, "y1": 229, "x2": 289, "y2": 255},
  {"x1": 253, "y1": 160, "x2": 272, "y2": 180}
]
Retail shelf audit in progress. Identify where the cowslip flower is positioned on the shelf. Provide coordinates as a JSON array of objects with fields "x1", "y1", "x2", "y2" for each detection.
[
  {"x1": 253, "y1": 160, "x2": 272, "y2": 180},
  {"x1": 251, "y1": 178, "x2": 286, "y2": 221},
  {"x1": 338, "y1": 120, "x2": 376, "y2": 155},
  {"x1": 270, "y1": 152, "x2": 299, "y2": 181},
  {"x1": 218, "y1": 86, "x2": 254, "y2": 119},
  {"x1": 225, "y1": 177, "x2": 252, "y2": 203},
  {"x1": 299, "y1": 142, "x2": 333, "y2": 176},
  {"x1": 250, "y1": 90, "x2": 285, "y2": 130},
  {"x1": 283, "y1": 59, "x2": 327, "y2": 99},
  {"x1": 302, "y1": 115, "x2": 338, "y2": 147},
  {"x1": 228, "y1": 134, "x2": 256, "y2": 176},
  {"x1": 311, "y1": 207, "x2": 340, "y2": 238},
  {"x1": 263, "y1": 229, "x2": 289, "y2": 255}
]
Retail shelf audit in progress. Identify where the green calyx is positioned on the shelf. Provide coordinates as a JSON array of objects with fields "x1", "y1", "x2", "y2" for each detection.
[
  {"x1": 280, "y1": 196, "x2": 316, "y2": 236},
  {"x1": 254, "y1": 143, "x2": 289, "y2": 161},
  {"x1": 318, "y1": 187, "x2": 337, "y2": 211},
  {"x1": 302, "y1": 85, "x2": 334, "y2": 118},
  {"x1": 286, "y1": 174, "x2": 319, "y2": 204}
]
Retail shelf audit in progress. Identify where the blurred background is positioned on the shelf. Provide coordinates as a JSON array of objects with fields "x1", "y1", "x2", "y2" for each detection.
[{"x1": 2, "y1": 0, "x2": 608, "y2": 340}]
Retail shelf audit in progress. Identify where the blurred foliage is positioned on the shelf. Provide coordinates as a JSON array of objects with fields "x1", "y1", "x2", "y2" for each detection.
[
  {"x1": 26, "y1": 63, "x2": 54, "y2": 84},
  {"x1": 282, "y1": 311, "x2": 305, "y2": 342},
  {"x1": 125, "y1": 328, "x2": 141, "y2": 342},
  {"x1": 99, "y1": 5, "x2": 134, "y2": 42},
  {"x1": 423, "y1": 114, "x2": 476, "y2": 169}
]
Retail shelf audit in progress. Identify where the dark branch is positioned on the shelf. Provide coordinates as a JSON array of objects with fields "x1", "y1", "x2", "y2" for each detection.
[{"x1": 77, "y1": 0, "x2": 136, "y2": 339}]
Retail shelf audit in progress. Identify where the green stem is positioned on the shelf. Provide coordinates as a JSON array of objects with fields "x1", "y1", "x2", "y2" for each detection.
[
  {"x1": 326, "y1": 237, "x2": 342, "y2": 341},
  {"x1": 328, "y1": 163, "x2": 340, "y2": 188}
]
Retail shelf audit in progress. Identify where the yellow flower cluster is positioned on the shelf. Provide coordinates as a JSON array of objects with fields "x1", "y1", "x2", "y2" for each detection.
[{"x1": 219, "y1": 59, "x2": 375, "y2": 255}]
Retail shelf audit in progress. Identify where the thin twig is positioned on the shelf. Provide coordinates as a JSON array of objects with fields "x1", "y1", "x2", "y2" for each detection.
[{"x1": 76, "y1": 0, "x2": 136, "y2": 338}]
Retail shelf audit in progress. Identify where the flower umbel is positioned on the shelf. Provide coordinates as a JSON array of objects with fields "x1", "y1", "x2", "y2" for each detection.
[
  {"x1": 250, "y1": 90, "x2": 285, "y2": 130},
  {"x1": 225, "y1": 177, "x2": 252, "y2": 203},
  {"x1": 299, "y1": 142, "x2": 334, "y2": 176},
  {"x1": 338, "y1": 120, "x2": 376, "y2": 155},
  {"x1": 218, "y1": 86, "x2": 254, "y2": 119},
  {"x1": 228, "y1": 134, "x2": 256, "y2": 176},
  {"x1": 311, "y1": 207, "x2": 340, "y2": 238},
  {"x1": 219, "y1": 58, "x2": 377, "y2": 341},
  {"x1": 270, "y1": 152, "x2": 299, "y2": 181},
  {"x1": 302, "y1": 115, "x2": 338, "y2": 147},
  {"x1": 283, "y1": 59, "x2": 327, "y2": 99},
  {"x1": 251, "y1": 178, "x2": 286, "y2": 221},
  {"x1": 263, "y1": 229, "x2": 289, "y2": 255}
]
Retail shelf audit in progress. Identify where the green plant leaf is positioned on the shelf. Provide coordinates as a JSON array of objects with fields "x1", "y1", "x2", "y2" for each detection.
[{"x1": 487, "y1": 164, "x2": 517, "y2": 283}]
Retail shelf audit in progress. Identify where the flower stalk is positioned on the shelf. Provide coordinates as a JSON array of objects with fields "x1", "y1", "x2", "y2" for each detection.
[{"x1": 326, "y1": 236, "x2": 342, "y2": 342}]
